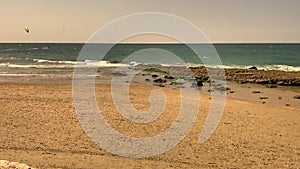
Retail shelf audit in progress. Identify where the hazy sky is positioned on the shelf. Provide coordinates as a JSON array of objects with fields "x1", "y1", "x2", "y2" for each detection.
[{"x1": 1, "y1": 0, "x2": 300, "y2": 43}]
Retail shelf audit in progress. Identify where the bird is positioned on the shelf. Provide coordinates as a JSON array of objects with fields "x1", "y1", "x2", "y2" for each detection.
[{"x1": 24, "y1": 26, "x2": 30, "y2": 33}]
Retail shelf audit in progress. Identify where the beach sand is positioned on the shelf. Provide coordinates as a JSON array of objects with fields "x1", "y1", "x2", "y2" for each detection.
[{"x1": 0, "y1": 79, "x2": 299, "y2": 168}]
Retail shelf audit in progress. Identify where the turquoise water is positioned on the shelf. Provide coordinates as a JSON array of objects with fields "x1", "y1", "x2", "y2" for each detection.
[{"x1": 0, "y1": 43, "x2": 299, "y2": 72}]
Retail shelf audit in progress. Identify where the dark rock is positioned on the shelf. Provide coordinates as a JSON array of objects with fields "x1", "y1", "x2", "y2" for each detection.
[
  {"x1": 238, "y1": 80, "x2": 246, "y2": 84},
  {"x1": 154, "y1": 83, "x2": 165, "y2": 87},
  {"x1": 153, "y1": 78, "x2": 167, "y2": 83},
  {"x1": 151, "y1": 74, "x2": 159, "y2": 78},
  {"x1": 252, "y1": 91, "x2": 261, "y2": 93},
  {"x1": 256, "y1": 79, "x2": 269, "y2": 84},
  {"x1": 145, "y1": 78, "x2": 150, "y2": 82},
  {"x1": 202, "y1": 77, "x2": 209, "y2": 81},
  {"x1": 265, "y1": 84, "x2": 277, "y2": 88},
  {"x1": 208, "y1": 89, "x2": 215, "y2": 92},
  {"x1": 196, "y1": 80, "x2": 203, "y2": 87},
  {"x1": 164, "y1": 75, "x2": 175, "y2": 79},
  {"x1": 109, "y1": 60, "x2": 119, "y2": 63},
  {"x1": 169, "y1": 81, "x2": 178, "y2": 85},
  {"x1": 113, "y1": 72, "x2": 126, "y2": 76},
  {"x1": 248, "y1": 66, "x2": 258, "y2": 70},
  {"x1": 294, "y1": 95, "x2": 300, "y2": 99},
  {"x1": 217, "y1": 86, "x2": 228, "y2": 91},
  {"x1": 260, "y1": 96, "x2": 269, "y2": 100}
]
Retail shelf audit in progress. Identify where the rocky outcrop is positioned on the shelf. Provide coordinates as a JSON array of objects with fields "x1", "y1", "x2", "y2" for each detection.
[
  {"x1": 153, "y1": 78, "x2": 167, "y2": 83},
  {"x1": 191, "y1": 66, "x2": 300, "y2": 86}
]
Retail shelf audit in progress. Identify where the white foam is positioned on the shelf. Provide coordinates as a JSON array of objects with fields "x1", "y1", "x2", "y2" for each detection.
[
  {"x1": 3, "y1": 58, "x2": 300, "y2": 72},
  {"x1": 187, "y1": 63, "x2": 300, "y2": 72},
  {"x1": 262, "y1": 65, "x2": 300, "y2": 72}
]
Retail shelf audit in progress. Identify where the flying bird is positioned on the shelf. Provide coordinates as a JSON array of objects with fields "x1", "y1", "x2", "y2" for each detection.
[{"x1": 24, "y1": 26, "x2": 30, "y2": 33}]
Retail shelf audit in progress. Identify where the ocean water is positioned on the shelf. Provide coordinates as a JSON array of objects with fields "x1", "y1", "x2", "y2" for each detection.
[{"x1": 0, "y1": 43, "x2": 299, "y2": 75}]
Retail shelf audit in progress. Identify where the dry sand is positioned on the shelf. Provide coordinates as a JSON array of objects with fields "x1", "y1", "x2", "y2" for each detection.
[{"x1": 0, "y1": 81, "x2": 299, "y2": 169}]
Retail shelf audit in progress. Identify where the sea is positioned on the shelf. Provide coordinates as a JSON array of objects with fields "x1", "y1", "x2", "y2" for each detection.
[{"x1": 0, "y1": 43, "x2": 299, "y2": 76}]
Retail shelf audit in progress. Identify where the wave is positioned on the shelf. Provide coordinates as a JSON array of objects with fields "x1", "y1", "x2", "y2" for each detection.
[
  {"x1": 25, "y1": 47, "x2": 39, "y2": 51},
  {"x1": 2, "y1": 58, "x2": 300, "y2": 72},
  {"x1": 1, "y1": 48, "x2": 20, "y2": 52},
  {"x1": 0, "y1": 63, "x2": 74, "y2": 69},
  {"x1": 33, "y1": 59, "x2": 78, "y2": 64},
  {"x1": 0, "y1": 59, "x2": 130, "y2": 69},
  {"x1": 0, "y1": 57, "x2": 23, "y2": 61},
  {"x1": 261, "y1": 65, "x2": 300, "y2": 72},
  {"x1": 32, "y1": 59, "x2": 130, "y2": 67},
  {"x1": 221, "y1": 64, "x2": 300, "y2": 72},
  {"x1": 184, "y1": 63, "x2": 300, "y2": 72}
]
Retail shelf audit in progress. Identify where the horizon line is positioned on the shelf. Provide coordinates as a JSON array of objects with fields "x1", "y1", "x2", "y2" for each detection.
[{"x1": 1, "y1": 40, "x2": 300, "y2": 44}]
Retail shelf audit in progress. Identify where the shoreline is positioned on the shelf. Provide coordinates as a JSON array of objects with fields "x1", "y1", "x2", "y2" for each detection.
[
  {"x1": 1, "y1": 65, "x2": 300, "y2": 83},
  {"x1": 1, "y1": 66, "x2": 300, "y2": 110}
]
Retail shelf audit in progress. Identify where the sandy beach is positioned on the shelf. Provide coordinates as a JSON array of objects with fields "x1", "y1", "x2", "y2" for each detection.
[
  {"x1": 1, "y1": 0, "x2": 300, "y2": 168},
  {"x1": 0, "y1": 67, "x2": 299, "y2": 168}
]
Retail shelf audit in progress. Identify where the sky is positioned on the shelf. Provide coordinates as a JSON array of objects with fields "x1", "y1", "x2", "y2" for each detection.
[{"x1": 1, "y1": 0, "x2": 300, "y2": 43}]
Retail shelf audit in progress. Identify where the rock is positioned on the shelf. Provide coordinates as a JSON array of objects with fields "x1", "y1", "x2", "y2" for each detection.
[
  {"x1": 145, "y1": 78, "x2": 150, "y2": 82},
  {"x1": 154, "y1": 83, "x2": 165, "y2": 87},
  {"x1": 169, "y1": 81, "x2": 178, "y2": 85},
  {"x1": 178, "y1": 85, "x2": 185, "y2": 88},
  {"x1": 109, "y1": 60, "x2": 119, "y2": 63},
  {"x1": 294, "y1": 95, "x2": 300, "y2": 99},
  {"x1": 255, "y1": 79, "x2": 269, "y2": 84},
  {"x1": 252, "y1": 91, "x2": 261, "y2": 94},
  {"x1": 0, "y1": 160, "x2": 35, "y2": 169},
  {"x1": 208, "y1": 89, "x2": 215, "y2": 92},
  {"x1": 164, "y1": 75, "x2": 175, "y2": 79},
  {"x1": 238, "y1": 80, "x2": 246, "y2": 84},
  {"x1": 189, "y1": 66, "x2": 300, "y2": 86},
  {"x1": 229, "y1": 91, "x2": 235, "y2": 93},
  {"x1": 113, "y1": 72, "x2": 126, "y2": 76},
  {"x1": 196, "y1": 80, "x2": 203, "y2": 87},
  {"x1": 151, "y1": 74, "x2": 159, "y2": 78},
  {"x1": 260, "y1": 96, "x2": 269, "y2": 99},
  {"x1": 217, "y1": 86, "x2": 229, "y2": 91},
  {"x1": 248, "y1": 66, "x2": 258, "y2": 70},
  {"x1": 265, "y1": 84, "x2": 277, "y2": 88},
  {"x1": 153, "y1": 78, "x2": 167, "y2": 83}
]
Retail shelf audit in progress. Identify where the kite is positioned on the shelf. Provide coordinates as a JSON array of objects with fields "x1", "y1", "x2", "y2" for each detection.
[{"x1": 24, "y1": 26, "x2": 30, "y2": 33}]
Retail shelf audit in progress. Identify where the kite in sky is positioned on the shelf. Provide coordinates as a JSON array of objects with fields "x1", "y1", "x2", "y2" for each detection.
[{"x1": 24, "y1": 26, "x2": 30, "y2": 33}]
